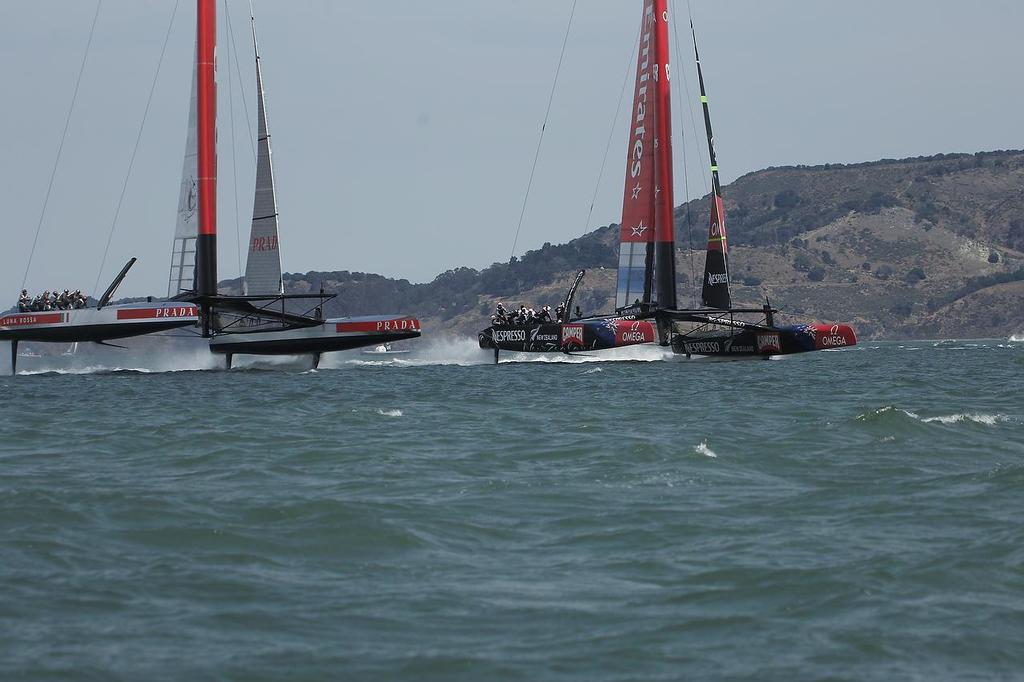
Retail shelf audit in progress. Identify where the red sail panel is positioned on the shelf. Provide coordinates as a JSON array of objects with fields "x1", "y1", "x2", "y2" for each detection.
[
  {"x1": 615, "y1": 2, "x2": 660, "y2": 309},
  {"x1": 708, "y1": 194, "x2": 726, "y2": 252},
  {"x1": 619, "y1": 3, "x2": 657, "y2": 246},
  {"x1": 196, "y1": 0, "x2": 216, "y2": 238}
]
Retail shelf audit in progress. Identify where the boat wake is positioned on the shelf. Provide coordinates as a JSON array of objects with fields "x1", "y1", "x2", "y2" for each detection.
[
  {"x1": 324, "y1": 337, "x2": 674, "y2": 367},
  {"x1": 12, "y1": 345, "x2": 224, "y2": 376}
]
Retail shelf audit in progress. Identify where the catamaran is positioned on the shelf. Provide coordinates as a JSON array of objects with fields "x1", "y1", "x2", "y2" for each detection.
[
  {"x1": 170, "y1": 0, "x2": 421, "y2": 369},
  {"x1": 2, "y1": 275, "x2": 198, "y2": 375},
  {"x1": 479, "y1": 0, "x2": 856, "y2": 361}
]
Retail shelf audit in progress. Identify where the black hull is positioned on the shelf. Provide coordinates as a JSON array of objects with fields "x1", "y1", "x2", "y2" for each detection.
[
  {"x1": 670, "y1": 323, "x2": 857, "y2": 358},
  {"x1": 478, "y1": 319, "x2": 656, "y2": 355}
]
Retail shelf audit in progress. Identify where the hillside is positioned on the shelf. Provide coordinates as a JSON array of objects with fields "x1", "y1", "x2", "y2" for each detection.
[{"x1": 227, "y1": 150, "x2": 1024, "y2": 341}]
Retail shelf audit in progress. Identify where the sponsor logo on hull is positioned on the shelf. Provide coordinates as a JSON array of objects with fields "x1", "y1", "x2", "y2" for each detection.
[
  {"x1": 614, "y1": 320, "x2": 655, "y2": 346},
  {"x1": 336, "y1": 317, "x2": 421, "y2": 334},
  {"x1": 757, "y1": 333, "x2": 781, "y2": 354},
  {"x1": 117, "y1": 306, "x2": 198, "y2": 320},
  {"x1": 561, "y1": 325, "x2": 584, "y2": 347},
  {"x1": 0, "y1": 313, "x2": 65, "y2": 327},
  {"x1": 685, "y1": 341, "x2": 721, "y2": 355},
  {"x1": 493, "y1": 329, "x2": 527, "y2": 343},
  {"x1": 814, "y1": 324, "x2": 854, "y2": 349}
]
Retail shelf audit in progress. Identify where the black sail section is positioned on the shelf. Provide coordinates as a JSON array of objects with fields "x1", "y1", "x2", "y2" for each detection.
[{"x1": 693, "y1": 23, "x2": 731, "y2": 310}]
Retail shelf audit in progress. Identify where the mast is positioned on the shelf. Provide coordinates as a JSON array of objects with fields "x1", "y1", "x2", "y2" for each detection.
[
  {"x1": 615, "y1": 0, "x2": 676, "y2": 311},
  {"x1": 243, "y1": 6, "x2": 284, "y2": 296},
  {"x1": 692, "y1": 21, "x2": 731, "y2": 309},
  {"x1": 652, "y1": 0, "x2": 676, "y2": 309},
  {"x1": 195, "y1": 0, "x2": 218, "y2": 322}
]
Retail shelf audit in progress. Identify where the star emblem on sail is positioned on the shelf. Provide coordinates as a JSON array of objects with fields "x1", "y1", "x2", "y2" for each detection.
[
  {"x1": 631, "y1": 221, "x2": 648, "y2": 237},
  {"x1": 631, "y1": 183, "x2": 642, "y2": 199}
]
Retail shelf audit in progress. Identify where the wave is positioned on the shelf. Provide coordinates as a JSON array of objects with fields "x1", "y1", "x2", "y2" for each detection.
[
  {"x1": 376, "y1": 408, "x2": 403, "y2": 417},
  {"x1": 920, "y1": 413, "x2": 1007, "y2": 425},
  {"x1": 856, "y1": 406, "x2": 1009, "y2": 427},
  {"x1": 1010, "y1": 333, "x2": 1024, "y2": 342},
  {"x1": 694, "y1": 440, "x2": 718, "y2": 458}
]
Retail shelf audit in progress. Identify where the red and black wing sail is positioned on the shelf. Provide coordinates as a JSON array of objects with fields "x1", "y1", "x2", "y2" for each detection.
[
  {"x1": 616, "y1": 0, "x2": 676, "y2": 312},
  {"x1": 693, "y1": 22, "x2": 731, "y2": 310}
]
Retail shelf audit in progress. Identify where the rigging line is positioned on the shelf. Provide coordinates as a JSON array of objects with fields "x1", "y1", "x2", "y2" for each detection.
[
  {"x1": 670, "y1": 0, "x2": 698, "y2": 307},
  {"x1": 225, "y1": 0, "x2": 243, "y2": 281},
  {"x1": 226, "y1": 5, "x2": 256, "y2": 161},
  {"x1": 581, "y1": 33, "x2": 639, "y2": 238},
  {"x1": 92, "y1": 0, "x2": 180, "y2": 297},
  {"x1": 508, "y1": 0, "x2": 577, "y2": 262},
  {"x1": 680, "y1": 0, "x2": 709, "y2": 196},
  {"x1": 22, "y1": 0, "x2": 103, "y2": 292}
]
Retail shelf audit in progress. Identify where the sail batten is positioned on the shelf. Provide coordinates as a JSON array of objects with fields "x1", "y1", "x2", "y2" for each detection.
[{"x1": 243, "y1": 14, "x2": 284, "y2": 296}]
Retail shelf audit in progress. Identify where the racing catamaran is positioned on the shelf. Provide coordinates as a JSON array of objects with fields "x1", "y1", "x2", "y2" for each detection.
[
  {"x1": 479, "y1": 1, "x2": 856, "y2": 361},
  {"x1": 171, "y1": 0, "x2": 420, "y2": 369},
  {"x1": 2, "y1": 259, "x2": 198, "y2": 375},
  {"x1": 661, "y1": 22, "x2": 856, "y2": 358}
]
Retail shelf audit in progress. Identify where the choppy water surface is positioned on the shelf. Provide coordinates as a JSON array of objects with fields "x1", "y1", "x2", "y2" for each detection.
[{"x1": 1, "y1": 340, "x2": 1023, "y2": 680}]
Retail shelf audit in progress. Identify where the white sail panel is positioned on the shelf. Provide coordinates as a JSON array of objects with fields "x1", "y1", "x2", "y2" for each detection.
[
  {"x1": 243, "y1": 36, "x2": 283, "y2": 296},
  {"x1": 168, "y1": 50, "x2": 199, "y2": 297}
]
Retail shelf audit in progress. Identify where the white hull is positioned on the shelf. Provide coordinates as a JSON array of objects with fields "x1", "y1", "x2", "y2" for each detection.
[
  {"x1": 0, "y1": 303, "x2": 199, "y2": 343},
  {"x1": 209, "y1": 315, "x2": 420, "y2": 355}
]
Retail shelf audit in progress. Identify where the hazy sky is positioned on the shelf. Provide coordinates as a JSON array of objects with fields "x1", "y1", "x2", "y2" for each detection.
[{"x1": 2, "y1": 1, "x2": 1022, "y2": 299}]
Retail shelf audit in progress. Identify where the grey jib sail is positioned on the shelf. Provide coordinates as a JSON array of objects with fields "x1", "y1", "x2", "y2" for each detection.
[
  {"x1": 243, "y1": 20, "x2": 283, "y2": 296},
  {"x1": 168, "y1": 51, "x2": 199, "y2": 298}
]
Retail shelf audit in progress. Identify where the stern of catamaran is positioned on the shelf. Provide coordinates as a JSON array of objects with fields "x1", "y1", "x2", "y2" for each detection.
[{"x1": 207, "y1": 314, "x2": 421, "y2": 355}]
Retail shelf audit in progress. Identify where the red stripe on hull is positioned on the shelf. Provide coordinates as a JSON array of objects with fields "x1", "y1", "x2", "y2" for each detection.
[
  {"x1": 116, "y1": 306, "x2": 199, "y2": 320},
  {"x1": 336, "y1": 318, "x2": 420, "y2": 334},
  {"x1": 0, "y1": 313, "x2": 64, "y2": 326}
]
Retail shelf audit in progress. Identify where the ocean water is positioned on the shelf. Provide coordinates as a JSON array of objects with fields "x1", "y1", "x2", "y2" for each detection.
[{"x1": 1, "y1": 340, "x2": 1023, "y2": 680}]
